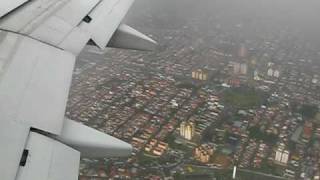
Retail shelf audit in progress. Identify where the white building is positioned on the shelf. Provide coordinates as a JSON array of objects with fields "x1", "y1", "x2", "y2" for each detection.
[
  {"x1": 180, "y1": 121, "x2": 195, "y2": 140},
  {"x1": 240, "y1": 63, "x2": 248, "y2": 75},
  {"x1": 267, "y1": 68, "x2": 274, "y2": 77},
  {"x1": 233, "y1": 62, "x2": 241, "y2": 74},
  {"x1": 275, "y1": 147, "x2": 290, "y2": 165},
  {"x1": 281, "y1": 150, "x2": 289, "y2": 164},
  {"x1": 275, "y1": 150, "x2": 282, "y2": 162},
  {"x1": 273, "y1": 70, "x2": 280, "y2": 78}
]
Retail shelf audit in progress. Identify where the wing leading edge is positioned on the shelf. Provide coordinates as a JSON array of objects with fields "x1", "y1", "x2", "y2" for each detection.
[{"x1": 0, "y1": 0, "x2": 157, "y2": 180}]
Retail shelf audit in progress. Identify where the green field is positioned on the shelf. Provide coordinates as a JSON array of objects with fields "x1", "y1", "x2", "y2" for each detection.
[{"x1": 223, "y1": 87, "x2": 265, "y2": 108}]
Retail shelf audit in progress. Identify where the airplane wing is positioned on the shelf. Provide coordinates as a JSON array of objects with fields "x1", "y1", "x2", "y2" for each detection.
[{"x1": 0, "y1": 1, "x2": 157, "y2": 180}]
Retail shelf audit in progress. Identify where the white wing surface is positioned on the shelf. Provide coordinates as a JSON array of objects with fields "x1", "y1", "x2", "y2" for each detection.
[{"x1": 0, "y1": 0, "x2": 157, "y2": 180}]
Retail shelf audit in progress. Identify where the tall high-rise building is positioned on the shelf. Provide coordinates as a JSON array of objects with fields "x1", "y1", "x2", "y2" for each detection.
[
  {"x1": 302, "y1": 121, "x2": 313, "y2": 140},
  {"x1": 274, "y1": 146, "x2": 290, "y2": 165},
  {"x1": 238, "y1": 44, "x2": 248, "y2": 58},
  {"x1": 233, "y1": 62, "x2": 241, "y2": 74},
  {"x1": 192, "y1": 69, "x2": 208, "y2": 81},
  {"x1": 232, "y1": 62, "x2": 247, "y2": 75},
  {"x1": 180, "y1": 121, "x2": 195, "y2": 140},
  {"x1": 240, "y1": 63, "x2": 248, "y2": 75},
  {"x1": 267, "y1": 68, "x2": 274, "y2": 77},
  {"x1": 275, "y1": 150, "x2": 282, "y2": 162},
  {"x1": 281, "y1": 151, "x2": 289, "y2": 164}
]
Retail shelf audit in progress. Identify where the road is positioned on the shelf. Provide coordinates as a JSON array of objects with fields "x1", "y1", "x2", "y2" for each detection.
[{"x1": 188, "y1": 165, "x2": 287, "y2": 180}]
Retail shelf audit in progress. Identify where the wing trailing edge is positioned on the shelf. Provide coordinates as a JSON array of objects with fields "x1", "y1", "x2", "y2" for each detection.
[{"x1": 56, "y1": 119, "x2": 132, "y2": 158}]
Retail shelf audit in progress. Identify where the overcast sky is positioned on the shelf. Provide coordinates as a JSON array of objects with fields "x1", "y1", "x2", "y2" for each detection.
[{"x1": 126, "y1": 0, "x2": 320, "y2": 48}]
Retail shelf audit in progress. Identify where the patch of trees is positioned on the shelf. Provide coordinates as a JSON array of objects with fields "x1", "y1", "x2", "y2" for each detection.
[
  {"x1": 292, "y1": 103, "x2": 319, "y2": 119},
  {"x1": 248, "y1": 126, "x2": 278, "y2": 144},
  {"x1": 300, "y1": 104, "x2": 319, "y2": 119}
]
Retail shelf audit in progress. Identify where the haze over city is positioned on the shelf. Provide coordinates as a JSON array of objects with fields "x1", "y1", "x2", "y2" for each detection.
[{"x1": 69, "y1": 0, "x2": 320, "y2": 179}]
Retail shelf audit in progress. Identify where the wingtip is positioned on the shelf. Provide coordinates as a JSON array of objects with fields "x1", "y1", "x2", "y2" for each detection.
[{"x1": 107, "y1": 24, "x2": 158, "y2": 51}]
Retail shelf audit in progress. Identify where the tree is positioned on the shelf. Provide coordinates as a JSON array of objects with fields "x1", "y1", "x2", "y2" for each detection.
[
  {"x1": 173, "y1": 172, "x2": 184, "y2": 180},
  {"x1": 300, "y1": 104, "x2": 319, "y2": 119},
  {"x1": 248, "y1": 126, "x2": 278, "y2": 144}
]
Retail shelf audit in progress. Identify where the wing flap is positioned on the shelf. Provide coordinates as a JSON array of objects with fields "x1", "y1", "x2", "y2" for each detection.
[
  {"x1": 80, "y1": 0, "x2": 134, "y2": 49},
  {"x1": 0, "y1": 0, "x2": 100, "y2": 49},
  {"x1": 0, "y1": 31, "x2": 75, "y2": 135},
  {"x1": 55, "y1": 0, "x2": 101, "y2": 27},
  {"x1": 59, "y1": 27, "x2": 91, "y2": 55},
  {"x1": 0, "y1": 0, "x2": 67, "y2": 33},
  {"x1": 0, "y1": 120, "x2": 29, "y2": 180},
  {"x1": 0, "y1": 0, "x2": 142, "y2": 53},
  {"x1": 28, "y1": 0, "x2": 101, "y2": 46},
  {"x1": 16, "y1": 132, "x2": 80, "y2": 180},
  {"x1": 0, "y1": 0, "x2": 29, "y2": 18},
  {"x1": 30, "y1": 15, "x2": 74, "y2": 45}
]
